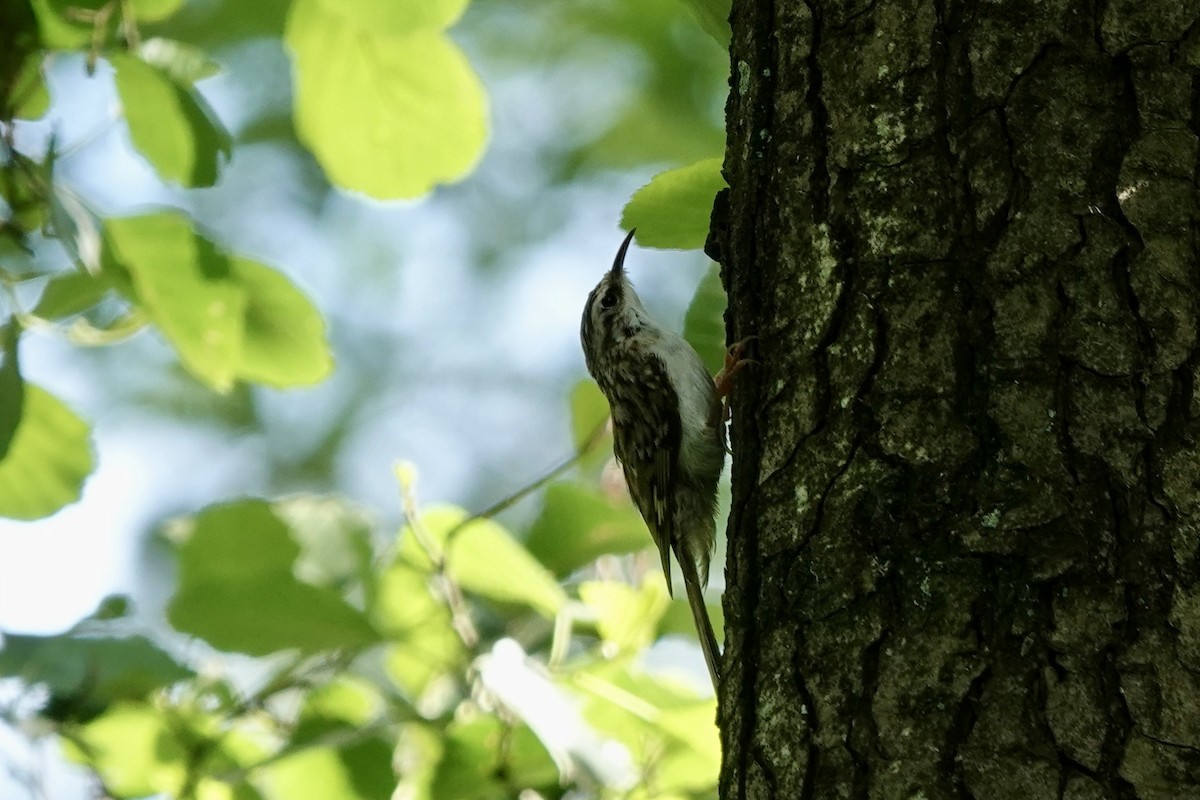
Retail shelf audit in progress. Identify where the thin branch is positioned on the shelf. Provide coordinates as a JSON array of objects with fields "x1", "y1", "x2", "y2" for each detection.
[
  {"x1": 444, "y1": 417, "x2": 609, "y2": 547},
  {"x1": 117, "y1": 0, "x2": 141, "y2": 51},
  {"x1": 397, "y1": 417, "x2": 608, "y2": 652},
  {"x1": 399, "y1": 474, "x2": 480, "y2": 649}
]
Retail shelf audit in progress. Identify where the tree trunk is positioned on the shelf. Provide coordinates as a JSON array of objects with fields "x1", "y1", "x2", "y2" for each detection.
[{"x1": 712, "y1": 2, "x2": 1200, "y2": 798}]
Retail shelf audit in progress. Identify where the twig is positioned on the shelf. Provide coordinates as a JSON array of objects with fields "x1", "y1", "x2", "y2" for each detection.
[
  {"x1": 443, "y1": 417, "x2": 609, "y2": 547},
  {"x1": 117, "y1": 0, "x2": 141, "y2": 51},
  {"x1": 398, "y1": 474, "x2": 479, "y2": 649},
  {"x1": 397, "y1": 417, "x2": 608, "y2": 650}
]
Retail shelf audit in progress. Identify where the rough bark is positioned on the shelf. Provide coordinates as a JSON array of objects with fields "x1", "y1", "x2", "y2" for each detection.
[{"x1": 711, "y1": 2, "x2": 1200, "y2": 798}]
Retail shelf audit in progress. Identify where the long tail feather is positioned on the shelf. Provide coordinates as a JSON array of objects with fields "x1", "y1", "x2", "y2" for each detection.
[{"x1": 678, "y1": 554, "x2": 722, "y2": 691}]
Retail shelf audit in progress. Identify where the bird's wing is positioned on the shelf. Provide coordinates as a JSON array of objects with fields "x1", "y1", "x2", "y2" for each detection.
[{"x1": 613, "y1": 353, "x2": 681, "y2": 597}]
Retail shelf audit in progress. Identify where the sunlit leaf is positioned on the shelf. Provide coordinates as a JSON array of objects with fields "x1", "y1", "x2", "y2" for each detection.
[
  {"x1": 196, "y1": 777, "x2": 265, "y2": 800},
  {"x1": 525, "y1": 483, "x2": 649, "y2": 577},
  {"x1": 291, "y1": 678, "x2": 385, "y2": 748},
  {"x1": 621, "y1": 157, "x2": 727, "y2": 250},
  {"x1": 395, "y1": 724, "x2": 442, "y2": 800},
  {"x1": 313, "y1": 0, "x2": 469, "y2": 33},
  {"x1": 573, "y1": 662, "x2": 718, "y2": 793},
  {"x1": 104, "y1": 211, "x2": 332, "y2": 391},
  {"x1": 0, "y1": 384, "x2": 93, "y2": 520},
  {"x1": 33, "y1": 271, "x2": 112, "y2": 319},
  {"x1": 285, "y1": 0, "x2": 488, "y2": 199},
  {"x1": 130, "y1": 0, "x2": 186, "y2": 23},
  {"x1": 400, "y1": 506, "x2": 568, "y2": 618},
  {"x1": 579, "y1": 579, "x2": 669, "y2": 653},
  {"x1": 167, "y1": 500, "x2": 380, "y2": 655},
  {"x1": 431, "y1": 717, "x2": 558, "y2": 800},
  {"x1": 229, "y1": 257, "x2": 333, "y2": 387},
  {"x1": 682, "y1": 262, "x2": 726, "y2": 373},
  {"x1": 30, "y1": 0, "x2": 95, "y2": 48},
  {"x1": 263, "y1": 739, "x2": 396, "y2": 800},
  {"x1": 374, "y1": 513, "x2": 460, "y2": 696},
  {"x1": 105, "y1": 212, "x2": 244, "y2": 390},
  {"x1": 376, "y1": 566, "x2": 462, "y2": 696},
  {"x1": 62, "y1": 702, "x2": 187, "y2": 797},
  {"x1": 111, "y1": 53, "x2": 230, "y2": 187}
]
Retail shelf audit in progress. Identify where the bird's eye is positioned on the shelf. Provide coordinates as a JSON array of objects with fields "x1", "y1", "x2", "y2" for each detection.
[{"x1": 600, "y1": 289, "x2": 618, "y2": 309}]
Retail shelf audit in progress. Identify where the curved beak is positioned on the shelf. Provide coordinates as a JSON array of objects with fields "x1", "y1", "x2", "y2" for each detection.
[{"x1": 610, "y1": 228, "x2": 636, "y2": 278}]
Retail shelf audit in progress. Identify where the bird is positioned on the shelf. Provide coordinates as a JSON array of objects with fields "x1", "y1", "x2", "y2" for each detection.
[{"x1": 580, "y1": 228, "x2": 727, "y2": 689}]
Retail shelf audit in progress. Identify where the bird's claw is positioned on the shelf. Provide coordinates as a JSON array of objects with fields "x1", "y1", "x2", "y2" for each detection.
[
  {"x1": 714, "y1": 336, "x2": 757, "y2": 404},
  {"x1": 712, "y1": 336, "x2": 757, "y2": 437}
]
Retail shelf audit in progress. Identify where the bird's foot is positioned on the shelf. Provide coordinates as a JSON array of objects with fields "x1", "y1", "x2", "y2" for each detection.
[{"x1": 712, "y1": 336, "x2": 757, "y2": 440}]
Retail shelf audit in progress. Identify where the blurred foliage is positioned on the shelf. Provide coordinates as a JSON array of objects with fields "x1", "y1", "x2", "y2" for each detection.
[
  {"x1": 0, "y1": 0, "x2": 733, "y2": 796},
  {"x1": 2, "y1": 470, "x2": 723, "y2": 799}
]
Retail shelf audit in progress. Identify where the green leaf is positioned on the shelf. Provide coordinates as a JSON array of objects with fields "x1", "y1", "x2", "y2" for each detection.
[
  {"x1": 63, "y1": 702, "x2": 187, "y2": 797},
  {"x1": 0, "y1": 322, "x2": 23, "y2": 460},
  {"x1": 682, "y1": 262, "x2": 727, "y2": 374},
  {"x1": 573, "y1": 663, "x2": 718, "y2": 793},
  {"x1": 431, "y1": 717, "x2": 558, "y2": 800},
  {"x1": 33, "y1": 271, "x2": 112, "y2": 319},
  {"x1": 0, "y1": 384, "x2": 93, "y2": 520},
  {"x1": 292, "y1": 678, "x2": 384, "y2": 747},
  {"x1": 285, "y1": 0, "x2": 488, "y2": 199},
  {"x1": 111, "y1": 53, "x2": 231, "y2": 187},
  {"x1": 678, "y1": 0, "x2": 732, "y2": 45},
  {"x1": 394, "y1": 724, "x2": 442, "y2": 800},
  {"x1": 105, "y1": 212, "x2": 243, "y2": 390},
  {"x1": 525, "y1": 483, "x2": 650, "y2": 578},
  {"x1": 30, "y1": 0, "x2": 95, "y2": 48},
  {"x1": 375, "y1": 564, "x2": 463, "y2": 696},
  {"x1": 14, "y1": 53, "x2": 50, "y2": 120},
  {"x1": 403, "y1": 506, "x2": 568, "y2": 618},
  {"x1": 65, "y1": 701, "x2": 266, "y2": 800},
  {"x1": 621, "y1": 157, "x2": 727, "y2": 250},
  {"x1": 104, "y1": 211, "x2": 332, "y2": 391},
  {"x1": 167, "y1": 500, "x2": 380, "y2": 655},
  {"x1": 280, "y1": 681, "x2": 405, "y2": 797},
  {"x1": 129, "y1": 0, "x2": 185, "y2": 23},
  {"x1": 264, "y1": 739, "x2": 396, "y2": 800},
  {"x1": 579, "y1": 579, "x2": 670, "y2": 653},
  {"x1": 0, "y1": 634, "x2": 193, "y2": 721},
  {"x1": 313, "y1": 0, "x2": 468, "y2": 33},
  {"x1": 229, "y1": 257, "x2": 333, "y2": 387}
]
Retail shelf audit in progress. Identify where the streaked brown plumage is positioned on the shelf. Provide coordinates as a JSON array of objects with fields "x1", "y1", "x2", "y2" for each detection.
[{"x1": 580, "y1": 229, "x2": 724, "y2": 688}]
